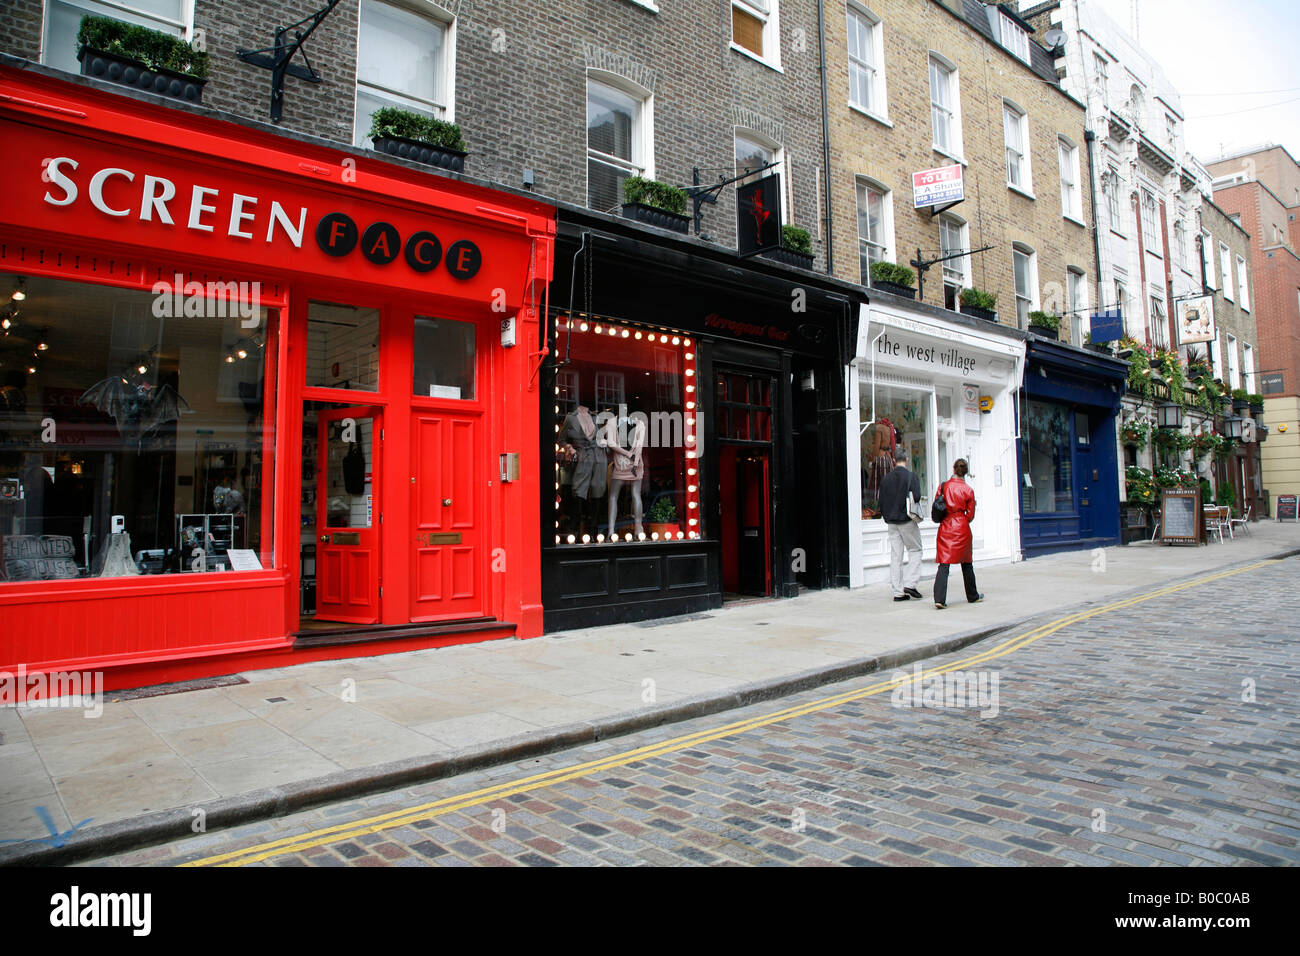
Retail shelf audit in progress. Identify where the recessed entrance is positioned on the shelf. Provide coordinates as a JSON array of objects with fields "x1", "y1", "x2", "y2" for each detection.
[{"x1": 717, "y1": 369, "x2": 774, "y2": 600}]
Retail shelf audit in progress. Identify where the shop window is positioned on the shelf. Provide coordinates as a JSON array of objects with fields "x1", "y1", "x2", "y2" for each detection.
[
  {"x1": 553, "y1": 318, "x2": 699, "y2": 545},
  {"x1": 587, "y1": 76, "x2": 651, "y2": 213},
  {"x1": 307, "y1": 302, "x2": 379, "y2": 391},
  {"x1": 1020, "y1": 400, "x2": 1073, "y2": 514},
  {"x1": 860, "y1": 383, "x2": 930, "y2": 520},
  {"x1": 354, "y1": 0, "x2": 454, "y2": 147},
  {"x1": 0, "y1": 273, "x2": 275, "y2": 582},
  {"x1": 413, "y1": 316, "x2": 475, "y2": 400},
  {"x1": 43, "y1": 0, "x2": 187, "y2": 74},
  {"x1": 717, "y1": 373, "x2": 772, "y2": 442}
]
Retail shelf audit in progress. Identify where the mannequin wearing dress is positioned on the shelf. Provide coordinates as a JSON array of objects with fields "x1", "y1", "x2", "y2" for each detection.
[
  {"x1": 559, "y1": 404, "x2": 607, "y2": 535},
  {"x1": 606, "y1": 409, "x2": 647, "y2": 539}
]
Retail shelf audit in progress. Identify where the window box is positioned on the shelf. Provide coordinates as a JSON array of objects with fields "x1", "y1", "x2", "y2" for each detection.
[
  {"x1": 78, "y1": 45, "x2": 206, "y2": 103},
  {"x1": 869, "y1": 261, "x2": 915, "y2": 299},
  {"x1": 870, "y1": 279, "x2": 915, "y2": 300},
  {"x1": 1085, "y1": 342, "x2": 1113, "y2": 355},
  {"x1": 963, "y1": 305, "x2": 997, "y2": 322},
  {"x1": 620, "y1": 202, "x2": 691, "y2": 234},
  {"x1": 1232, "y1": 397, "x2": 1250, "y2": 414},
  {"x1": 371, "y1": 135, "x2": 466, "y2": 172},
  {"x1": 762, "y1": 246, "x2": 815, "y2": 269}
]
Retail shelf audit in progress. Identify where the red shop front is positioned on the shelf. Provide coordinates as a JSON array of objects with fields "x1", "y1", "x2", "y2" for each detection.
[{"x1": 0, "y1": 65, "x2": 554, "y2": 697}]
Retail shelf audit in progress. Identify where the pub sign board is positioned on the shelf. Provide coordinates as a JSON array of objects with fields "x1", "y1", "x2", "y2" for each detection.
[
  {"x1": 1278, "y1": 495, "x2": 1298, "y2": 522},
  {"x1": 1159, "y1": 489, "x2": 1202, "y2": 546},
  {"x1": 737, "y1": 174, "x2": 783, "y2": 258}
]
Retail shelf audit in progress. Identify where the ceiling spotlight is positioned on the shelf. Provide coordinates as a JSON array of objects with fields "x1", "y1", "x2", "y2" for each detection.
[
  {"x1": 37, "y1": 341, "x2": 48, "y2": 351},
  {"x1": 11, "y1": 280, "x2": 26, "y2": 302},
  {"x1": 1, "y1": 317, "x2": 11, "y2": 331},
  {"x1": 236, "y1": 348, "x2": 248, "y2": 359},
  {"x1": 137, "y1": 363, "x2": 148, "y2": 374},
  {"x1": 225, "y1": 354, "x2": 235, "y2": 363},
  {"x1": 27, "y1": 365, "x2": 36, "y2": 374}
]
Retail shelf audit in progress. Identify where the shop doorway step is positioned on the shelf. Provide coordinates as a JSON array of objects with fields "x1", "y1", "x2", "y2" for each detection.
[{"x1": 292, "y1": 617, "x2": 515, "y2": 650}]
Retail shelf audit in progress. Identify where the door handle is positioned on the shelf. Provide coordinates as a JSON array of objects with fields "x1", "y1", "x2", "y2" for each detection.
[
  {"x1": 320, "y1": 535, "x2": 330, "y2": 543},
  {"x1": 443, "y1": 498, "x2": 452, "y2": 507}
]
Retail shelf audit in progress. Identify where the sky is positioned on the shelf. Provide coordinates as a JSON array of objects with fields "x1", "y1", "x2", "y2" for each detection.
[{"x1": 1065, "y1": 0, "x2": 1298, "y2": 164}]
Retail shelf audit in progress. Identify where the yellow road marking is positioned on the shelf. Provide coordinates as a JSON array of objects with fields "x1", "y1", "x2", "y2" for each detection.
[{"x1": 183, "y1": 559, "x2": 1279, "y2": 866}]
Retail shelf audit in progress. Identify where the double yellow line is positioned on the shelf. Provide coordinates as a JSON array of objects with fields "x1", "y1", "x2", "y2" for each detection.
[{"x1": 183, "y1": 559, "x2": 1278, "y2": 867}]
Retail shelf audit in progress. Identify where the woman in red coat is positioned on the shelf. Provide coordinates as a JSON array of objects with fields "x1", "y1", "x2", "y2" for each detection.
[{"x1": 933, "y1": 458, "x2": 984, "y2": 608}]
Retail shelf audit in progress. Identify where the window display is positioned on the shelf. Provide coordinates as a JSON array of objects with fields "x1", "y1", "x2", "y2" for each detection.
[
  {"x1": 1021, "y1": 399, "x2": 1073, "y2": 513},
  {"x1": 860, "y1": 383, "x2": 931, "y2": 519},
  {"x1": 0, "y1": 273, "x2": 274, "y2": 581},
  {"x1": 553, "y1": 317, "x2": 699, "y2": 544}
]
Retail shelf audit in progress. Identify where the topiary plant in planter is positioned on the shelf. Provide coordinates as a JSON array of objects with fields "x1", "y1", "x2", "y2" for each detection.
[
  {"x1": 370, "y1": 107, "x2": 467, "y2": 172},
  {"x1": 763, "y1": 224, "x2": 815, "y2": 268},
  {"x1": 869, "y1": 261, "x2": 917, "y2": 299},
  {"x1": 621, "y1": 177, "x2": 691, "y2": 233},
  {"x1": 1028, "y1": 311, "x2": 1061, "y2": 339},
  {"x1": 959, "y1": 287, "x2": 998, "y2": 321},
  {"x1": 645, "y1": 496, "x2": 681, "y2": 539},
  {"x1": 77, "y1": 15, "x2": 209, "y2": 103}
]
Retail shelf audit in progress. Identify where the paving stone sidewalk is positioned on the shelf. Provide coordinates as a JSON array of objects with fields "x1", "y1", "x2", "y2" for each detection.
[{"x1": 3, "y1": 522, "x2": 1298, "y2": 862}]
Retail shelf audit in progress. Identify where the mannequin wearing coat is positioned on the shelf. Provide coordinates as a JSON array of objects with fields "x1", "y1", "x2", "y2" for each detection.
[{"x1": 933, "y1": 458, "x2": 983, "y2": 608}]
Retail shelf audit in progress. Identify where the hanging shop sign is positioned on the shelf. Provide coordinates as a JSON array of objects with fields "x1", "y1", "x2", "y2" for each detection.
[
  {"x1": 1089, "y1": 307, "x2": 1124, "y2": 344},
  {"x1": 1176, "y1": 296, "x2": 1216, "y2": 344},
  {"x1": 736, "y1": 174, "x2": 783, "y2": 258},
  {"x1": 912, "y1": 164, "x2": 963, "y2": 209}
]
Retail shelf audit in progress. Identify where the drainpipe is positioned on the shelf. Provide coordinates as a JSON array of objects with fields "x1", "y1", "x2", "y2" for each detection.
[
  {"x1": 817, "y1": 0, "x2": 834, "y2": 275},
  {"x1": 1084, "y1": 130, "x2": 1103, "y2": 330}
]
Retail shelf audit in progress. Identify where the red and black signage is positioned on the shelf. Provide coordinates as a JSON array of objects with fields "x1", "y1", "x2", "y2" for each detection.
[{"x1": 736, "y1": 174, "x2": 782, "y2": 258}]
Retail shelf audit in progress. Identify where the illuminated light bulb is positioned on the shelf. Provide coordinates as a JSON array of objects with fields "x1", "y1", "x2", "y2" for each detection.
[
  {"x1": 651, "y1": 532, "x2": 660, "y2": 540},
  {"x1": 638, "y1": 532, "x2": 646, "y2": 541},
  {"x1": 554, "y1": 405, "x2": 560, "y2": 413},
  {"x1": 688, "y1": 517, "x2": 698, "y2": 525},
  {"x1": 225, "y1": 355, "x2": 235, "y2": 363},
  {"x1": 672, "y1": 336, "x2": 680, "y2": 345},
  {"x1": 597, "y1": 534, "x2": 605, "y2": 542},
  {"x1": 554, "y1": 387, "x2": 560, "y2": 395},
  {"x1": 676, "y1": 531, "x2": 685, "y2": 539},
  {"x1": 686, "y1": 451, "x2": 696, "y2": 458},
  {"x1": 594, "y1": 324, "x2": 602, "y2": 334},
  {"x1": 580, "y1": 322, "x2": 589, "y2": 332},
  {"x1": 621, "y1": 329, "x2": 629, "y2": 338},
  {"x1": 625, "y1": 533, "x2": 633, "y2": 541},
  {"x1": 37, "y1": 342, "x2": 48, "y2": 351},
  {"x1": 687, "y1": 418, "x2": 695, "y2": 426},
  {"x1": 567, "y1": 534, "x2": 576, "y2": 544},
  {"x1": 685, "y1": 435, "x2": 696, "y2": 445},
  {"x1": 1, "y1": 318, "x2": 10, "y2": 331},
  {"x1": 555, "y1": 482, "x2": 560, "y2": 490},
  {"x1": 237, "y1": 348, "x2": 247, "y2": 359},
  {"x1": 27, "y1": 365, "x2": 37, "y2": 374},
  {"x1": 685, "y1": 369, "x2": 695, "y2": 377},
  {"x1": 688, "y1": 485, "x2": 697, "y2": 493},
  {"x1": 689, "y1": 531, "x2": 698, "y2": 539},
  {"x1": 687, "y1": 401, "x2": 695, "y2": 410},
  {"x1": 688, "y1": 468, "x2": 697, "y2": 476},
  {"x1": 685, "y1": 352, "x2": 694, "y2": 360},
  {"x1": 10, "y1": 289, "x2": 25, "y2": 302},
  {"x1": 634, "y1": 331, "x2": 642, "y2": 339},
  {"x1": 688, "y1": 501, "x2": 698, "y2": 509},
  {"x1": 685, "y1": 385, "x2": 695, "y2": 393},
  {"x1": 684, "y1": 338, "x2": 691, "y2": 346},
  {"x1": 647, "y1": 334, "x2": 656, "y2": 342},
  {"x1": 555, "y1": 535, "x2": 561, "y2": 544},
  {"x1": 582, "y1": 534, "x2": 591, "y2": 544}
]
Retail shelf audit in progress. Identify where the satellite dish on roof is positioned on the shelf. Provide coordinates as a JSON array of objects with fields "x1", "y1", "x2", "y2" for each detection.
[{"x1": 1044, "y1": 28, "x2": 1067, "y2": 54}]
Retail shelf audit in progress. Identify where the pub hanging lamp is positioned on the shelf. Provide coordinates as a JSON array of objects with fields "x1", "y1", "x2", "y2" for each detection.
[
  {"x1": 1223, "y1": 415, "x2": 1244, "y2": 440},
  {"x1": 1157, "y1": 400, "x2": 1183, "y2": 430}
]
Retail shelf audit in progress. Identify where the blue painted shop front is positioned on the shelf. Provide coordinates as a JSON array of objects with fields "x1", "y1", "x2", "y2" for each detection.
[{"x1": 1017, "y1": 339, "x2": 1127, "y2": 556}]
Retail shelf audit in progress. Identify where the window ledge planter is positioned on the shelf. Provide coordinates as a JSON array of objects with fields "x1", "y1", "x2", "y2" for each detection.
[
  {"x1": 372, "y1": 135, "x2": 466, "y2": 173},
  {"x1": 762, "y1": 246, "x2": 815, "y2": 269},
  {"x1": 621, "y1": 202, "x2": 691, "y2": 234},
  {"x1": 870, "y1": 279, "x2": 916, "y2": 299},
  {"x1": 1086, "y1": 342, "x2": 1113, "y2": 355},
  {"x1": 962, "y1": 305, "x2": 997, "y2": 322},
  {"x1": 78, "y1": 45, "x2": 206, "y2": 104},
  {"x1": 1231, "y1": 398, "x2": 1250, "y2": 414},
  {"x1": 1028, "y1": 325, "x2": 1060, "y2": 340}
]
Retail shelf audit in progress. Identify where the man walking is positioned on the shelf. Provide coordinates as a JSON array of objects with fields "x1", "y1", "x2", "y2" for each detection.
[{"x1": 879, "y1": 447, "x2": 923, "y2": 601}]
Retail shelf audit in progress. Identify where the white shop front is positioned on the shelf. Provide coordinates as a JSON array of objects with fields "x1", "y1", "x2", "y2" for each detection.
[{"x1": 846, "y1": 303, "x2": 1026, "y2": 587}]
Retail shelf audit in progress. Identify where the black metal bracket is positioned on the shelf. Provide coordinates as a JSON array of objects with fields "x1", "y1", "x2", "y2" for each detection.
[
  {"x1": 685, "y1": 161, "x2": 778, "y2": 237},
  {"x1": 237, "y1": 0, "x2": 343, "y2": 123},
  {"x1": 907, "y1": 245, "x2": 993, "y2": 303}
]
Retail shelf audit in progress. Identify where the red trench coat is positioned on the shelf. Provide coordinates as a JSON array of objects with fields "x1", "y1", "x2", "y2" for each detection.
[{"x1": 934, "y1": 478, "x2": 975, "y2": 564}]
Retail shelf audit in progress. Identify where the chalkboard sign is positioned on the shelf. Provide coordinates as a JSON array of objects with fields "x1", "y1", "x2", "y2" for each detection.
[
  {"x1": 1160, "y1": 490, "x2": 1201, "y2": 545},
  {"x1": 1278, "y1": 495, "x2": 1299, "y2": 522}
]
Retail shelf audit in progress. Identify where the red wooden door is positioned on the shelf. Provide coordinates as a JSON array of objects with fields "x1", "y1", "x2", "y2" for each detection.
[
  {"x1": 316, "y1": 407, "x2": 382, "y2": 624},
  {"x1": 410, "y1": 410, "x2": 485, "y2": 621}
]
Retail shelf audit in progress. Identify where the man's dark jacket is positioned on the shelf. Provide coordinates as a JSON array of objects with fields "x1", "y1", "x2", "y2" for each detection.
[{"x1": 879, "y1": 464, "x2": 921, "y2": 524}]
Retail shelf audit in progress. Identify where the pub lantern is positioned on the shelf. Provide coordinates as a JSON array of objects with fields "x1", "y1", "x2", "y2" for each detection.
[
  {"x1": 1223, "y1": 415, "x2": 1244, "y2": 440},
  {"x1": 1157, "y1": 400, "x2": 1183, "y2": 430}
]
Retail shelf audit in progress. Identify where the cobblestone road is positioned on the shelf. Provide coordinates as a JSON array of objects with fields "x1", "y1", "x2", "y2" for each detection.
[{"x1": 89, "y1": 557, "x2": 1300, "y2": 867}]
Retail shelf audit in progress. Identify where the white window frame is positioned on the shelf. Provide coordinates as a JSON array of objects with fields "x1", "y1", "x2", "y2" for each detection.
[
  {"x1": 1093, "y1": 52, "x2": 1110, "y2": 110},
  {"x1": 1103, "y1": 166, "x2": 1123, "y2": 234},
  {"x1": 1148, "y1": 294, "x2": 1168, "y2": 349},
  {"x1": 938, "y1": 213, "x2": 970, "y2": 308},
  {"x1": 1012, "y1": 243, "x2": 1038, "y2": 330},
  {"x1": 42, "y1": 0, "x2": 192, "y2": 72},
  {"x1": 1174, "y1": 221, "x2": 1188, "y2": 273},
  {"x1": 846, "y1": 4, "x2": 888, "y2": 124},
  {"x1": 1058, "y1": 137, "x2": 1081, "y2": 222},
  {"x1": 595, "y1": 371, "x2": 626, "y2": 410},
  {"x1": 1003, "y1": 100, "x2": 1032, "y2": 196},
  {"x1": 1067, "y1": 267, "x2": 1087, "y2": 346},
  {"x1": 354, "y1": 0, "x2": 456, "y2": 148},
  {"x1": 731, "y1": 0, "x2": 783, "y2": 72},
  {"x1": 1165, "y1": 115, "x2": 1178, "y2": 153},
  {"x1": 1237, "y1": 255, "x2": 1250, "y2": 311},
  {"x1": 856, "y1": 176, "x2": 893, "y2": 283},
  {"x1": 1226, "y1": 333, "x2": 1239, "y2": 389},
  {"x1": 999, "y1": 11, "x2": 1031, "y2": 65},
  {"x1": 586, "y1": 72, "x2": 654, "y2": 213},
  {"x1": 734, "y1": 128, "x2": 788, "y2": 225},
  {"x1": 1140, "y1": 189, "x2": 1161, "y2": 256},
  {"x1": 929, "y1": 53, "x2": 963, "y2": 161},
  {"x1": 1202, "y1": 230, "x2": 1216, "y2": 288},
  {"x1": 1219, "y1": 242, "x2": 1233, "y2": 300},
  {"x1": 1243, "y1": 342, "x2": 1255, "y2": 392}
]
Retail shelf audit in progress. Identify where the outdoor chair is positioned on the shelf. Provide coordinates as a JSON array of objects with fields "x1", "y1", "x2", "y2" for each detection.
[{"x1": 1229, "y1": 505, "x2": 1253, "y2": 537}]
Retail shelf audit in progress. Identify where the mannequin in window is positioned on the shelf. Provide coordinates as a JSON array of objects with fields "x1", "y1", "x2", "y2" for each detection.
[
  {"x1": 559, "y1": 403, "x2": 607, "y2": 536},
  {"x1": 606, "y1": 404, "x2": 647, "y2": 539}
]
